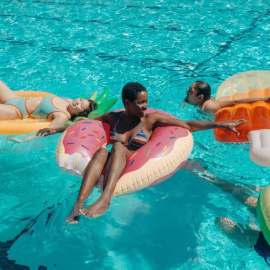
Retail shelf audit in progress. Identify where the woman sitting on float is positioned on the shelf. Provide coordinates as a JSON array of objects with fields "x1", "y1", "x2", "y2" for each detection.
[
  {"x1": 46, "y1": 82, "x2": 243, "y2": 223},
  {"x1": 0, "y1": 81, "x2": 97, "y2": 132}
]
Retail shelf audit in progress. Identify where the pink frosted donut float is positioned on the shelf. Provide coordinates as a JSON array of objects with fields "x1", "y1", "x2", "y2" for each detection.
[{"x1": 56, "y1": 109, "x2": 194, "y2": 197}]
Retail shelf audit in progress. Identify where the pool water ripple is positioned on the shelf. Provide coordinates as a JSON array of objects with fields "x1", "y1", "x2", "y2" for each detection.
[{"x1": 1, "y1": 0, "x2": 270, "y2": 269}]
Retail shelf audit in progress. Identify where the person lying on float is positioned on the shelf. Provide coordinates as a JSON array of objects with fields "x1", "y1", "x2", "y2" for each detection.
[{"x1": 0, "y1": 81, "x2": 97, "y2": 132}]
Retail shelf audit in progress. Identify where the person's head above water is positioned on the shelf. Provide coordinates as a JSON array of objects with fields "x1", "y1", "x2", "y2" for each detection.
[
  {"x1": 68, "y1": 98, "x2": 98, "y2": 118},
  {"x1": 184, "y1": 79, "x2": 270, "y2": 114},
  {"x1": 122, "y1": 82, "x2": 148, "y2": 118},
  {"x1": 185, "y1": 81, "x2": 211, "y2": 107}
]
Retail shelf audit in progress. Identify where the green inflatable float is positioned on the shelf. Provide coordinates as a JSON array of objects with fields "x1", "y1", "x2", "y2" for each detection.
[
  {"x1": 65, "y1": 88, "x2": 118, "y2": 126},
  {"x1": 257, "y1": 185, "x2": 270, "y2": 245}
]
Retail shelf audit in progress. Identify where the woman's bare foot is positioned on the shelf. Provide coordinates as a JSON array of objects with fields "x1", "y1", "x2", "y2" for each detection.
[
  {"x1": 80, "y1": 199, "x2": 110, "y2": 218},
  {"x1": 66, "y1": 203, "x2": 83, "y2": 224}
]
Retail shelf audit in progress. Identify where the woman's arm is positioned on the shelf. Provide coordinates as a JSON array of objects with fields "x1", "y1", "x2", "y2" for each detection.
[
  {"x1": 204, "y1": 97, "x2": 270, "y2": 114},
  {"x1": 184, "y1": 119, "x2": 245, "y2": 134},
  {"x1": 36, "y1": 126, "x2": 67, "y2": 137},
  {"x1": 47, "y1": 114, "x2": 70, "y2": 129},
  {"x1": 150, "y1": 113, "x2": 245, "y2": 134},
  {"x1": 36, "y1": 114, "x2": 69, "y2": 136},
  {"x1": 36, "y1": 112, "x2": 112, "y2": 137}
]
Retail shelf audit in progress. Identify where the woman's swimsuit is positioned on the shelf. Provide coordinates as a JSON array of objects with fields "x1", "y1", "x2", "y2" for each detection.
[
  {"x1": 5, "y1": 96, "x2": 68, "y2": 119},
  {"x1": 109, "y1": 113, "x2": 149, "y2": 149}
]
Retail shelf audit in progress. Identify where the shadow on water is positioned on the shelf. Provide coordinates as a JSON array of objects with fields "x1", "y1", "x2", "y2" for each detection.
[{"x1": 0, "y1": 212, "x2": 48, "y2": 270}]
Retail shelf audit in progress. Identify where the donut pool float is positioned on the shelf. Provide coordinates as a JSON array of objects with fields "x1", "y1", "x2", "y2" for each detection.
[
  {"x1": 213, "y1": 70, "x2": 270, "y2": 143},
  {"x1": 56, "y1": 109, "x2": 194, "y2": 197},
  {"x1": 257, "y1": 185, "x2": 270, "y2": 245}
]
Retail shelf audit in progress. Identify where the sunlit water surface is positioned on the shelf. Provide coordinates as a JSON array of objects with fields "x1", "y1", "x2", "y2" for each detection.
[{"x1": 1, "y1": 0, "x2": 270, "y2": 269}]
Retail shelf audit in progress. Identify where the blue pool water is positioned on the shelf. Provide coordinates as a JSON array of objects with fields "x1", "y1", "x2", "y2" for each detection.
[{"x1": 1, "y1": 0, "x2": 270, "y2": 269}]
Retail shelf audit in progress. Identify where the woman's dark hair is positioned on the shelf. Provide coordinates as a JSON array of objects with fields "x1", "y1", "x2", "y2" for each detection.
[
  {"x1": 195, "y1": 81, "x2": 211, "y2": 101},
  {"x1": 122, "y1": 82, "x2": 147, "y2": 105},
  {"x1": 71, "y1": 99, "x2": 98, "y2": 120}
]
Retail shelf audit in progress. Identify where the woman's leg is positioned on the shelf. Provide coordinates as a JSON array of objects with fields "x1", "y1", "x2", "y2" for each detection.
[
  {"x1": 208, "y1": 180, "x2": 258, "y2": 214},
  {"x1": 0, "y1": 81, "x2": 22, "y2": 120},
  {"x1": 66, "y1": 148, "x2": 109, "y2": 224},
  {"x1": 0, "y1": 104, "x2": 22, "y2": 120},
  {"x1": 215, "y1": 217, "x2": 260, "y2": 248},
  {"x1": 80, "y1": 142, "x2": 132, "y2": 218},
  {"x1": 0, "y1": 81, "x2": 20, "y2": 103},
  {"x1": 192, "y1": 167, "x2": 259, "y2": 215}
]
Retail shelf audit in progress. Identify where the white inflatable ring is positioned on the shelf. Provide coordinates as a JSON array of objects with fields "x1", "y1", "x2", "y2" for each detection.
[{"x1": 248, "y1": 129, "x2": 270, "y2": 167}]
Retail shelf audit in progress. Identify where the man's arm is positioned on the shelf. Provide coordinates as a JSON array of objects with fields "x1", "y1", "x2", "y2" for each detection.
[{"x1": 203, "y1": 97, "x2": 270, "y2": 114}]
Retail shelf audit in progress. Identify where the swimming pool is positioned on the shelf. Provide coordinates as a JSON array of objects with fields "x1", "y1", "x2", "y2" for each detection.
[{"x1": 1, "y1": 0, "x2": 270, "y2": 269}]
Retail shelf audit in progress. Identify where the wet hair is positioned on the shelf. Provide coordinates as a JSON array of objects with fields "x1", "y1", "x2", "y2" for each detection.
[
  {"x1": 70, "y1": 99, "x2": 98, "y2": 120},
  {"x1": 122, "y1": 82, "x2": 147, "y2": 105},
  {"x1": 195, "y1": 81, "x2": 211, "y2": 101}
]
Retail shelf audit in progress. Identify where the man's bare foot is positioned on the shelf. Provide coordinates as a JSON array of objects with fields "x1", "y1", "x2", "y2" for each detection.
[
  {"x1": 80, "y1": 199, "x2": 110, "y2": 218},
  {"x1": 66, "y1": 203, "x2": 83, "y2": 224}
]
